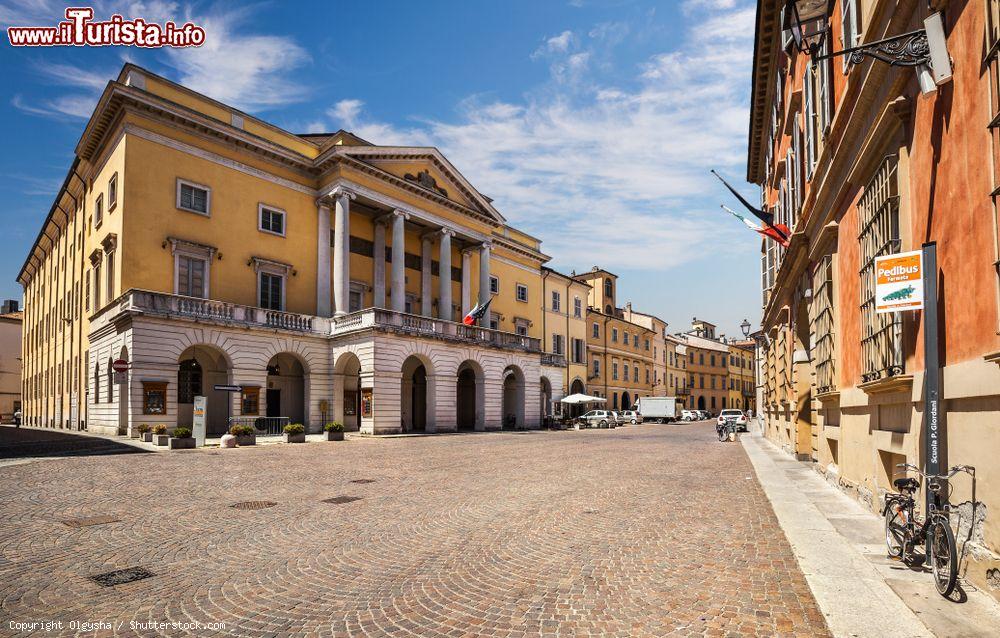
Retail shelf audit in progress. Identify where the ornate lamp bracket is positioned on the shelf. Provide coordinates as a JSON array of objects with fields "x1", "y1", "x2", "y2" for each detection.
[{"x1": 817, "y1": 28, "x2": 931, "y2": 68}]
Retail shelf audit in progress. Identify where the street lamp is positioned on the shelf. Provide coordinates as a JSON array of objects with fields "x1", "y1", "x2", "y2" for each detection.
[
  {"x1": 740, "y1": 319, "x2": 752, "y2": 338},
  {"x1": 783, "y1": 0, "x2": 831, "y2": 56}
]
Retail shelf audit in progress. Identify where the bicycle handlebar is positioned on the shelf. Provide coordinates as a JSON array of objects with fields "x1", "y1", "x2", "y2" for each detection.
[{"x1": 893, "y1": 463, "x2": 975, "y2": 479}]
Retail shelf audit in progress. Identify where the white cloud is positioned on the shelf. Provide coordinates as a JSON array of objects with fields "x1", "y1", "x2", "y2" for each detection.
[
  {"x1": 327, "y1": 99, "x2": 365, "y2": 128},
  {"x1": 532, "y1": 30, "x2": 575, "y2": 59},
  {"x1": 323, "y1": 3, "x2": 757, "y2": 272}
]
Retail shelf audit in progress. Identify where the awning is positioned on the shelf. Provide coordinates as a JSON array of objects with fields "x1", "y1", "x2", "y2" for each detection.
[{"x1": 560, "y1": 393, "x2": 607, "y2": 405}]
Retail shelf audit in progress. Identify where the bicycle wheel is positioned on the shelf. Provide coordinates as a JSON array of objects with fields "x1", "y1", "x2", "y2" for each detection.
[
  {"x1": 928, "y1": 517, "x2": 958, "y2": 596},
  {"x1": 884, "y1": 505, "x2": 906, "y2": 559},
  {"x1": 717, "y1": 427, "x2": 726, "y2": 442}
]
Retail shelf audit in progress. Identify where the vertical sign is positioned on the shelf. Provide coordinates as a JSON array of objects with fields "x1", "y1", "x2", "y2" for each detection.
[
  {"x1": 70, "y1": 392, "x2": 79, "y2": 431},
  {"x1": 874, "y1": 250, "x2": 924, "y2": 313},
  {"x1": 921, "y1": 243, "x2": 941, "y2": 515},
  {"x1": 192, "y1": 395, "x2": 207, "y2": 447},
  {"x1": 361, "y1": 389, "x2": 373, "y2": 418}
]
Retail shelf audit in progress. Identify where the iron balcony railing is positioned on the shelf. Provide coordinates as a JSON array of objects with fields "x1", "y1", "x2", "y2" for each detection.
[
  {"x1": 229, "y1": 416, "x2": 290, "y2": 436},
  {"x1": 541, "y1": 353, "x2": 567, "y2": 367},
  {"x1": 331, "y1": 308, "x2": 542, "y2": 352}
]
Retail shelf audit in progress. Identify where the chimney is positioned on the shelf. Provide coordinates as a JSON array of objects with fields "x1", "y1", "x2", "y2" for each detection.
[{"x1": 1, "y1": 299, "x2": 18, "y2": 314}]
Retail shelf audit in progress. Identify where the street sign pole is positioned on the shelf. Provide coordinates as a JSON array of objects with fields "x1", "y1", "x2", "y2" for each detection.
[{"x1": 921, "y1": 242, "x2": 941, "y2": 516}]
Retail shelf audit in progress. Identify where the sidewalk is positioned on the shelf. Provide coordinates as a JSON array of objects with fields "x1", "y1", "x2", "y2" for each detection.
[{"x1": 742, "y1": 424, "x2": 1000, "y2": 637}]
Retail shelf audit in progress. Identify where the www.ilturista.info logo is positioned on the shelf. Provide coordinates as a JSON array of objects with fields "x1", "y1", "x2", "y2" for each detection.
[{"x1": 7, "y1": 7, "x2": 205, "y2": 47}]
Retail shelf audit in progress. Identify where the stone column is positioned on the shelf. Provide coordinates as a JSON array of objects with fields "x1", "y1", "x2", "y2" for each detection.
[
  {"x1": 390, "y1": 210, "x2": 408, "y2": 312},
  {"x1": 373, "y1": 220, "x2": 386, "y2": 308},
  {"x1": 438, "y1": 229, "x2": 453, "y2": 321},
  {"x1": 461, "y1": 248, "x2": 473, "y2": 316},
  {"x1": 479, "y1": 241, "x2": 492, "y2": 326},
  {"x1": 421, "y1": 234, "x2": 433, "y2": 316},
  {"x1": 316, "y1": 202, "x2": 332, "y2": 316},
  {"x1": 332, "y1": 188, "x2": 355, "y2": 317}
]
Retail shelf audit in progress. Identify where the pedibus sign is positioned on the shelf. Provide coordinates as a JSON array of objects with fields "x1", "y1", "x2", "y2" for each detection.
[{"x1": 875, "y1": 250, "x2": 924, "y2": 314}]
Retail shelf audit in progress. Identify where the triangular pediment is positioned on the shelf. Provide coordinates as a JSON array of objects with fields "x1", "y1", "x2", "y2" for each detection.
[{"x1": 336, "y1": 146, "x2": 505, "y2": 224}]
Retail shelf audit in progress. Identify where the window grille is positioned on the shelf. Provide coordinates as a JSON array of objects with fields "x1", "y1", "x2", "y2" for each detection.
[
  {"x1": 810, "y1": 254, "x2": 836, "y2": 394},
  {"x1": 858, "y1": 155, "x2": 904, "y2": 382}
]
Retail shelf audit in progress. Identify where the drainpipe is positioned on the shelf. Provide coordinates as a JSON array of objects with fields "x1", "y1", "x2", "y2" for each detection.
[{"x1": 603, "y1": 314, "x2": 610, "y2": 401}]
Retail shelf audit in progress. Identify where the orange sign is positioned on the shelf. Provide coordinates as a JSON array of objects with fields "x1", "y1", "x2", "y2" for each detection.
[{"x1": 874, "y1": 250, "x2": 924, "y2": 313}]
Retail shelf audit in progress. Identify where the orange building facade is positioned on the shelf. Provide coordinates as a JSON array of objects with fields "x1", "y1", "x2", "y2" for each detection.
[{"x1": 749, "y1": 0, "x2": 1000, "y2": 597}]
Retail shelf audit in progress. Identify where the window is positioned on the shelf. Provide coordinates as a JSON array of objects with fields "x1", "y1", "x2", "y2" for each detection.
[
  {"x1": 105, "y1": 250, "x2": 115, "y2": 302},
  {"x1": 108, "y1": 173, "x2": 118, "y2": 211},
  {"x1": 259, "y1": 272, "x2": 284, "y2": 310},
  {"x1": 177, "y1": 179, "x2": 210, "y2": 215},
  {"x1": 612, "y1": 328, "x2": 618, "y2": 342},
  {"x1": 603, "y1": 278, "x2": 613, "y2": 298},
  {"x1": 840, "y1": 0, "x2": 860, "y2": 72},
  {"x1": 804, "y1": 61, "x2": 818, "y2": 179},
  {"x1": 93, "y1": 262, "x2": 102, "y2": 309},
  {"x1": 551, "y1": 290, "x2": 561, "y2": 312},
  {"x1": 612, "y1": 361, "x2": 619, "y2": 380},
  {"x1": 516, "y1": 324, "x2": 528, "y2": 336},
  {"x1": 259, "y1": 204, "x2": 286, "y2": 236},
  {"x1": 95, "y1": 194, "x2": 103, "y2": 228},
  {"x1": 516, "y1": 284, "x2": 528, "y2": 302},
  {"x1": 574, "y1": 297, "x2": 582, "y2": 318},
  {"x1": 623, "y1": 330, "x2": 629, "y2": 345},
  {"x1": 633, "y1": 335, "x2": 638, "y2": 347},
  {"x1": 634, "y1": 366, "x2": 639, "y2": 382},
  {"x1": 612, "y1": 393, "x2": 619, "y2": 409},
  {"x1": 817, "y1": 38, "x2": 834, "y2": 135},
  {"x1": 572, "y1": 338, "x2": 585, "y2": 364},
  {"x1": 177, "y1": 255, "x2": 207, "y2": 298},
  {"x1": 645, "y1": 339, "x2": 650, "y2": 351},
  {"x1": 699, "y1": 353, "x2": 704, "y2": 365},
  {"x1": 593, "y1": 359, "x2": 600, "y2": 377},
  {"x1": 142, "y1": 382, "x2": 167, "y2": 415},
  {"x1": 811, "y1": 254, "x2": 836, "y2": 394},
  {"x1": 490, "y1": 318, "x2": 499, "y2": 330},
  {"x1": 489, "y1": 275, "x2": 499, "y2": 294},
  {"x1": 645, "y1": 368, "x2": 650, "y2": 384},
  {"x1": 349, "y1": 289, "x2": 363, "y2": 313},
  {"x1": 552, "y1": 334, "x2": 564, "y2": 354},
  {"x1": 710, "y1": 355, "x2": 716, "y2": 367},
  {"x1": 241, "y1": 386, "x2": 260, "y2": 415},
  {"x1": 84, "y1": 274, "x2": 90, "y2": 311},
  {"x1": 623, "y1": 364, "x2": 629, "y2": 381},
  {"x1": 859, "y1": 155, "x2": 903, "y2": 382},
  {"x1": 592, "y1": 322, "x2": 600, "y2": 338},
  {"x1": 177, "y1": 359, "x2": 201, "y2": 404}
]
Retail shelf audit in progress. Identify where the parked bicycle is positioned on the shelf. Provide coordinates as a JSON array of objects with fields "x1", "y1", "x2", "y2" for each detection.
[
  {"x1": 716, "y1": 419, "x2": 737, "y2": 442},
  {"x1": 883, "y1": 462, "x2": 975, "y2": 597}
]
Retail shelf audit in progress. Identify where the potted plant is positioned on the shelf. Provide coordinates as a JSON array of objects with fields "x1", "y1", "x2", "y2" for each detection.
[
  {"x1": 152, "y1": 424, "x2": 170, "y2": 446},
  {"x1": 324, "y1": 421, "x2": 345, "y2": 441},
  {"x1": 229, "y1": 423, "x2": 256, "y2": 446},
  {"x1": 137, "y1": 423, "x2": 152, "y2": 442},
  {"x1": 284, "y1": 423, "x2": 306, "y2": 443},
  {"x1": 169, "y1": 426, "x2": 196, "y2": 450}
]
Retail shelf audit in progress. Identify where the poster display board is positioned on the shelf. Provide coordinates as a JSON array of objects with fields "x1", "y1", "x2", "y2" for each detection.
[
  {"x1": 875, "y1": 250, "x2": 924, "y2": 313},
  {"x1": 192, "y1": 395, "x2": 207, "y2": 447}
]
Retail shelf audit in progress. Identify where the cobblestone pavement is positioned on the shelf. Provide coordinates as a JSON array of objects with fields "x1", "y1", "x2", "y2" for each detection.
[{"x1": 0, "y1": 423, "x2": 830, "y2": 637}]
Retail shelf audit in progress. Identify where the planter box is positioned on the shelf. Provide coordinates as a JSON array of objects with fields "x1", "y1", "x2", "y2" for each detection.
[
  {"x1": 235, "y1": 434, "x2": 256, "y2": 446},
  {"x1": 168, "y1": 437, "x2": 196, "y2": 450},
  {"x1": 141, "y1": 432, "x2": 153, "y2": 443},
  {"x1": 325, "y1": 431, "x2": 344, "y2": 441},
  {"x1": 153, "y1": 434, "x2": 170, "y2": 446},
  {"x1": 285, "y1": 433, "x2": 306, "y2": 443}
]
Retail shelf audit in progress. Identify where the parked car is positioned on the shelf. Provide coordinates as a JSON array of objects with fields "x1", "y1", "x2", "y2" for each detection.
[
  {"x1": 619, "y1": 410, "x2": 642, "y2": 425},
  {"x1": 717, "y1": 409, "x2": 748, "y2": 432},
  {"x1": 680, "y1": 410, "x2": 697, "y2": 422},
  {"x1": 579, "y1": 410, "x2": 615, "y2": 428},
  {"x1": 609, "y1": 411, "x2": 626, "y2": 426}
]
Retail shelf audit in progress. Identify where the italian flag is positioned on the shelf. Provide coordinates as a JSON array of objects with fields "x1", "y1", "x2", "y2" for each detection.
[{"x1": 722, "y1": 205, "x2": 790, "y2": 248}]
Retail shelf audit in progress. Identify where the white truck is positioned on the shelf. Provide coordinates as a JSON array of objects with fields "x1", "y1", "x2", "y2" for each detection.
[{"x1": 635, "y1": 397, "x2": 678, "y2": 423}]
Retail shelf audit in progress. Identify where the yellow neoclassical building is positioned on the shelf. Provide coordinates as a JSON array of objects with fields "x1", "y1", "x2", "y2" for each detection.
[{"x1": 17, "y1": 64, "x2": 582, "y2": 436}]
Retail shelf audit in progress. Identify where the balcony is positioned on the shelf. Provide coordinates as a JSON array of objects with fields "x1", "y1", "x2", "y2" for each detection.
[
  {"x1": 541, "y1": 353, "x2": 567, "y2": 367},
  {"x1": 118, "y1": 290, "x2": 330, "y2": 334},
  {"x1": 675, "y1": 385, "x2": 691, "y2": 396},
  {"x1": 332, "y1": 308, "x2": 542, "y2": 353}
]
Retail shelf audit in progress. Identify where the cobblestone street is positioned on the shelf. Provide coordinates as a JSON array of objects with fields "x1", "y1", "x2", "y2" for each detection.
[{"x1": 0, "y1": 423, "x2": 829, "y2": 637}]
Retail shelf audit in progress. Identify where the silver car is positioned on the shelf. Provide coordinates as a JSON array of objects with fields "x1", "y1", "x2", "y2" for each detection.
[
  {"x1": 578, "y1": 410, "x2": 615, "y2": 428},
  {"x1": 618, "y1": 410, "x2": 642, "y2": 425}
]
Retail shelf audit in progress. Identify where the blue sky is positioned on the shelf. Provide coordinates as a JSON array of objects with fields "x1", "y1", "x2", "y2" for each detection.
[{"x1": 0, "y1": 0, "x2": 762, "y2": 338}]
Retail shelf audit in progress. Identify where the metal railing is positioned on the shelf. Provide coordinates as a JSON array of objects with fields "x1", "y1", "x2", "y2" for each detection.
[
  {"x1": 541, "y1": 353, "x2": 566, "y2": 367},
  {"x1": 228, "y1": 416, "x2": 291, "y2": 436},
  {"x1": 332, "y1": 308, "x2": 542, "y2": 352}
]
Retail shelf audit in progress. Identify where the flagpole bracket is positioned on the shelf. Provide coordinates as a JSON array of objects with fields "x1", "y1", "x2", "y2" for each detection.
[{"x1": 815, "y1": 28, "x2": 931, "y2": 68}]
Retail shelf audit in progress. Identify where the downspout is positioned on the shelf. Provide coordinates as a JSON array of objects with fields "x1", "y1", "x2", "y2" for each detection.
[
  {"x1": 603, "y1": 314, "x2": 610, "y2": 400},
  {"x1": 69, "y1": 169, "x2": 86, "y2": 430}
]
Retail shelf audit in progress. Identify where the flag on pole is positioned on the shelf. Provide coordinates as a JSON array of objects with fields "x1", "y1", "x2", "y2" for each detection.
[
  {"x1": 463, "y1": 295, "x2": 495, "y2": 326},
  {"x1": 711, "y1": 169, "x2": 790, "y2": 244},
  {"x1": 721, "y1": 205, "x2": 790, "y2": 248}
]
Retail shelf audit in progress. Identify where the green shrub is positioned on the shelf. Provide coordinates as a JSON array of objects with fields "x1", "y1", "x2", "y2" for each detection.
[
  {"x1": 284, "y1": 423, "x2": 305, "y2": 435},
  {"x1": 324, "y1": 421, "x2": 344, "y2": 432},
  {"x1": 229, "y1": 424, "x2": 255, "y2": 436},
  {"x1": 137, "y1": 424, "x2": 151, "y2": 434},
  {"x1": 172, "y1": 427, "x2": 193, "y2": 439},
  {"x1": 153, "y1": 424, "x2": 167, "y2": 435}
]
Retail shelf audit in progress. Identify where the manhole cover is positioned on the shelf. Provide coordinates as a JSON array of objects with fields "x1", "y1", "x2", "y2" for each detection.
[
  {"x1": 322, "y1": 496, "x2": 363, "y2": 505},
  {"x1": 62, "y1": 515, "x2": 120, "y2": 528},
  {"x1": 230, "y1": 501, "x2": 277, "y2": 511},
  {"x1": 350, "y1": 479, "x2": 376, "y2": 484},
  {"x1": 89, "y1": 566, "x2": 155, "y2": 587}
]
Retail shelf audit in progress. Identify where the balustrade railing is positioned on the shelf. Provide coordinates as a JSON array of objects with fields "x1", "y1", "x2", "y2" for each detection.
[
  {"x1": 124, "y1": 290, "x2": 326, "y2": 334},
  {"x1": 333, "y1": 308, "x2": 541, "y2": 352}
]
